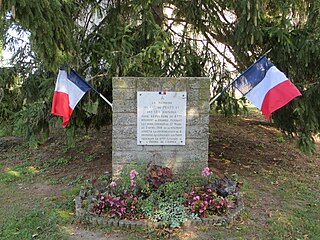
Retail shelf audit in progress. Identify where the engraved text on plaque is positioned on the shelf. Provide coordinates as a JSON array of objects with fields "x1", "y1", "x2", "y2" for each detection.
[{"x1": 137, "y1": 91, "x2": 187, "y2": 145}]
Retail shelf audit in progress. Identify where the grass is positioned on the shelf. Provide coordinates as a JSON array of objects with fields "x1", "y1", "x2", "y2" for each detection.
[
  {"x1": 0, "y1": 115, "x2": 319, "y2": 239},
  {"x1": 0, "y1": 206, "x2": 68, "y2": 240},
  {"x1": 48, "y1": 177, "x2": 69, "y2": 185},
  {"x1": 0, "y1": 146, "x2": 80, "y2": 240},
  {"x1": 0, "y1": 161, "x2": 39, "y2": 183},
  {"x1": 0, "y1": 182, "x2": 70, "y2": 240},
  {"x1": 1, "y1": 165, "x2": 318, "y2": 240},
  {"x1": 270, "y1": 173, "x2": 320, "y2": 239},
  {"x1": 199, "y1": 167, "x2": 320, "y2": 240}
]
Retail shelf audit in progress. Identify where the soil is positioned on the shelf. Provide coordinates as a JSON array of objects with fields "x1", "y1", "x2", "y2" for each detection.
[{"x1": 1, "y1": 113, "x2": 319, "y2": 239}]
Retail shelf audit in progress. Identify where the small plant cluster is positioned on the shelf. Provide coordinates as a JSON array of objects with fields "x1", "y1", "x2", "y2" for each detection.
[
  {"x1": 92, "y1": 190, "x2": 139, "y2": 219},
  {"x1": 145, "y1": 165, "x2": 173, "y2": 189},
  {"x1": 185, "y1": 187, "x2": 232, "y2": 217},
  {"x1": 89, "y1": 164, "x2": 243, "y2": 228}
]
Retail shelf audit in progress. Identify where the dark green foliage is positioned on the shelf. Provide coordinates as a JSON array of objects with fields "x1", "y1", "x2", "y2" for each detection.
[
  {"x1": 0, "y1": 67, "x2": 23, "y2": 135},
  {"x1": 151, "y1": 201, "x2": 189, "y2": 228},
  {"x1": 1, "y1": 0, "x2": 320, "y2": 153},
  {"x1": 1, "y1": 0, "x2": 76, "y2": 70},
  {"x1": 13, "y1": 100, "x2": 50, "y2": 147},
  {"x1": 272, "y1": 84, "x2": 320, "y2": 154},
  {"x1": 0, "y1": 66, "x2": 53, "y2": 144}
]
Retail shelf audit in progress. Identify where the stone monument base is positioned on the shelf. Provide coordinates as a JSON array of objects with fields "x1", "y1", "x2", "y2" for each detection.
[{"x1": 112, "y1": 77, "x2": 210, "y2": 175}]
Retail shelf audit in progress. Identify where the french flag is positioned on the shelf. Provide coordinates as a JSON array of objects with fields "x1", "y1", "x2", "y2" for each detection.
[
  {"x1": 51, "y1": 68, "x2": 91, "y2": 127},
  {"x1": 233, "y1": 56, "x2": 301, "y2": 120}
]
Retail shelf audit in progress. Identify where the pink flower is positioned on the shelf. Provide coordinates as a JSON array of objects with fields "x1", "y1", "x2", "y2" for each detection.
[
  {"x1": 130, "y1": 169, "x2": 138, "y2": 180},
  {"x1": 202, "y1": 193, "x2": 208, "y2": 198},
  {"x1": 130, "y1": 179, "x2": 135, "y2": 188},
  {"x1": 110, "y1": 181, "x2": 117, "y2": 187},
  {"x1": 201, "y1": 167, "x2": 212, "y2": 177},
  {"x1": 193, "y1": 195, "x2": 200, "y2": 201}
]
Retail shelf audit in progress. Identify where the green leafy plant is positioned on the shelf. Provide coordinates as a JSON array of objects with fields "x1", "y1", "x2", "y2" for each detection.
[
  {"x1": 45, "y1": 157, "x2": 72, "y2": 167},
  {"x1": 112, "y1": 163, "x2": 151, "y2": 198},
  {"x1": 84, "y1": 155, "x2": 94, "y2": 162},
  {"x1": 185, "y1": 187, "x2": 233, "y2": 217},
  {"x1": 152, "y1": 201, "x2": 189, "y2": 228},
  {"x1": 48, "y1": 177, "x2": 68, "y2": 185},
  {"x1": 276, "y1": 137, "x2": 285, "y2": 143},
  {"x1": 256, "y1": 142, "x2": 265, "y2": 148},
  {"x1": 89, "y1": 165, "x2": 243, "y2": 228},
  {"x1": 275, "y1": 132, "x2": 285, "y2": 143},
  {"x1": 91, "y1": 190, "x2": 141, "y2": 219},
  {"x1": 140, "y1": 180, "x2": 187, "y2": 224}
]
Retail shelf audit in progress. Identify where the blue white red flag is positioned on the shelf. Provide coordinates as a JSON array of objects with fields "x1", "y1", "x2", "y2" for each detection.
[
  {"x1": 51, "y1": 69, "x2": 91, "y2": 127},
  {"x1": 233, "y1": 56, "x2": 301, "y2": 119}
]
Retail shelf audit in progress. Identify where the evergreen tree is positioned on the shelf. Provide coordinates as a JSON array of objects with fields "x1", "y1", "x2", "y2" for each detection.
[{"x1": 0, "y1": 0, "x2": 320, "y2": 153}]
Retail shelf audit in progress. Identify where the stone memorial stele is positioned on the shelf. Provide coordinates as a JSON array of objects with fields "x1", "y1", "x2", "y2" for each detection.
[
  {"x1": 112, "y1": 77, "x2": 210, "y2": 175},
  {"x1": 137, "y1": 91, "x2": 187, "y2": 146}
]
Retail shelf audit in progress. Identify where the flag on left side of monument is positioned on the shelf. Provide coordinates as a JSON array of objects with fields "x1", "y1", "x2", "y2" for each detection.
[{"x1": 51, "y1": 68, "x2": 91, "y2": 128}]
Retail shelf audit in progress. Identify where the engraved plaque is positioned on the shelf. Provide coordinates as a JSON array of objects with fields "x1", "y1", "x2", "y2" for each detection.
[{"x1": 137, "y1": 91, "x2": 187, "y2": 145}]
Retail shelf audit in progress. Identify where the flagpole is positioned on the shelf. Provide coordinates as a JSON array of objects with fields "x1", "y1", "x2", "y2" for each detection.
[
  {"x1": 71, "y1": 69, "x2": 113, "y2": 109},
  {"x1": 209, "y1": 79, "x2": 236, "y2": 106},
  {"x1": 87, "y1": 83, "x2": 113, "y2": 110},
  {"x1": 96, "y1": 90, "x2": 113, "y2": 109},
  {"x1": 209, "y1": 49, "x2": 272, "y2": 106}
]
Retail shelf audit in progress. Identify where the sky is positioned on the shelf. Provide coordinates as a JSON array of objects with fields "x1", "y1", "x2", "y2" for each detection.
[
  {"x1": 0, "y1": 28, "x2": 30, "y2": 67},
  {"x1": 0, "y1": 46, "x2": 12, "y2": 66}
]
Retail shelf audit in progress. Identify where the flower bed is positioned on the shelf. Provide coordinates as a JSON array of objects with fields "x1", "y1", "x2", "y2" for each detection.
[{"x1": 75, "y1": 164, "x2": 244, "y2": 229}]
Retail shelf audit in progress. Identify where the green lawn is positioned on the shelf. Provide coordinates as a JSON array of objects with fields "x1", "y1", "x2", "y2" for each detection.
[{"x1": 0, "y1": 117, "x2": 319, "y2": 239}]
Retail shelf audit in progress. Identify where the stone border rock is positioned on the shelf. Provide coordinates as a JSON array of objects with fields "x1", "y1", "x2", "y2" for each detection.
[{"x1": 75, "y1": 193, "x2": 244, "y2": 229}]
